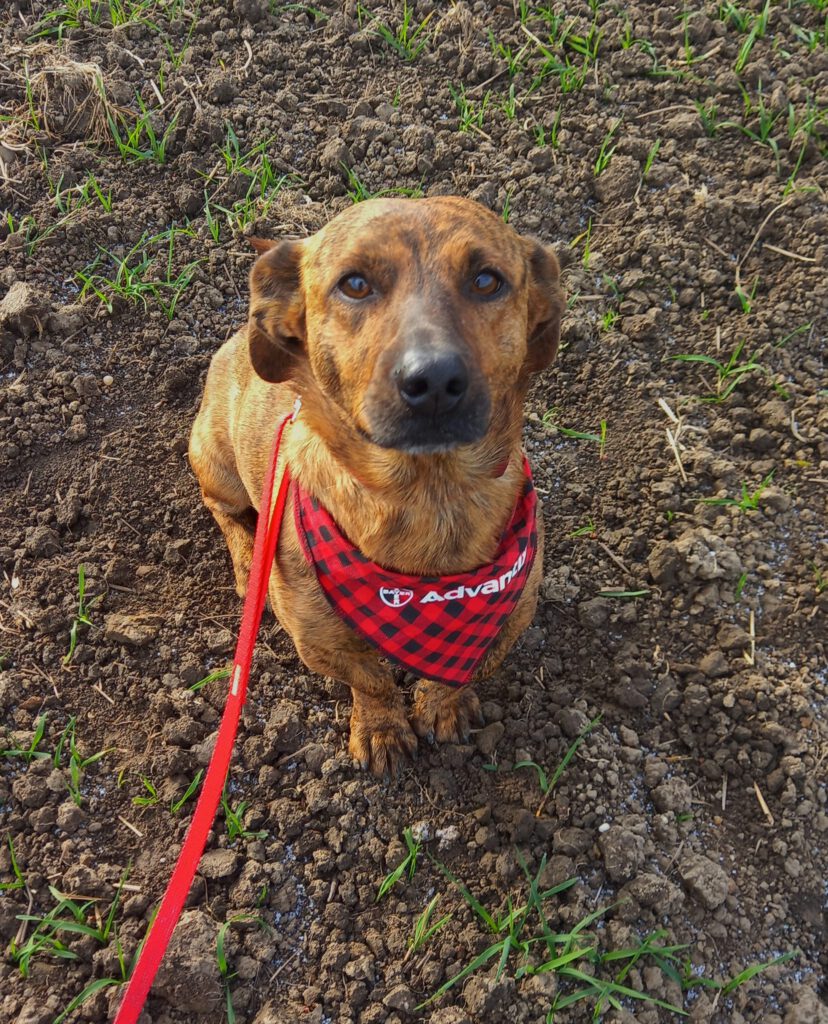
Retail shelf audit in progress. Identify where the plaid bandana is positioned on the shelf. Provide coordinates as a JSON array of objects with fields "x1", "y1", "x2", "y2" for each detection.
[{"x1": 293, "y1": 462, "x2": 538, "y2": 686}]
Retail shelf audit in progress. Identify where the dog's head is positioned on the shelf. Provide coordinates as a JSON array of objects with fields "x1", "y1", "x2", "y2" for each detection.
[{"x1": 248, "y1": 197, "x2": 563, "y2": 454}]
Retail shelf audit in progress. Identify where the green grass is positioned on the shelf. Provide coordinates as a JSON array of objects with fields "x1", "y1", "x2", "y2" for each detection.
[
  {"x1": 132, "y1": 775, "x2": 160, "y2": 807},
  {"x1": 405, "y1": 845, "x2": 799, "y2": 1017},
  {"x1": 488, "y1": 29, "x2": 530, "y2": 76},
  {"x1": 570, "y1": 217, "x2": 593, "y2": 268},
  {"x1": 64, "y1": 564, "x2": 100, "y2": 664},
  {"x1": 700, "y1": 471, "x2": 776, "y2": 513},
  {"x1": 406, "y1": 895, "x2": 452, "y2": 957},
  {"x1": 489, "y1": 715, "x2": 601, "y2": 815},
  {"x1": 77, "y1": 226, "x2": 201, "y2": 318},
  {"x1": 642, "y1": 137, "x2": 661, "y2": 180},
  {"x1": 342, "y1": 165, "x2": 424, "y2": 203},
  {"x1": 542, "y1": 413, "x2": 608, "y2": 457},
  {"x1": 377, "y1": 826, "x2": 421, "y2": 899},
  {"x1": 54, "y1": 717, "x2": 114, "y2": 806},
  {"x1": 198, "y1": 125, "x2": 298, "y2": 236},
  {"x1": 3, "y1": 210, "x2": 76, "y2": 256},
  {"x1": 31, "y1": 0, "x2": 158, "y2": 40},
  {"x1": 569, "y1": 520, "x2": 596, "y2": 539},
  {"x1": 106, "y1": 98, "x2": 179, "y2": 164},
  {"x1": 532, "y1": 109, "x2": 562, "y2": 149},
  {"x1": 0, "y1": 836, "x2": 26, "y2": 892},
  {"x1": 221, "y1": 788, "x2": 268, "y2": 842},
  {"x1": 2, "y1": 713, "x2": 48, "y2": 764},
  {"x1": 10, "y1": 871, "x2": 127, "y2": 977},
  {"x1": 598, "y1": 588, "x2": 651, "y2": 599},
  {"x1": 49, "y1": 171, "x2": 113, "y2": 215},
  {"x1": 189, "y1": 665, "x2": 232, "y2": 692},
  {"x1": 217, "y1": 913, "x2": 270, "y2": 1023},
  {"x1": 417, "y1": 855, "x2": 691, "y2": 1018},
  {"x1": 695, "y1": 99, "x2": 724, "y2": 137},
  {"x1": 2, "y1": 713, "x2": 110, "y2": 806},
  {"x1": 357, "y1": 1, "x2": 434, "y2": 60},
  {"x1": 170, "y1": 768, "x2": 204, "y2": 814},
  {"x1": 594, "y1": 120, "x2": 620, "y2": 176},
  {"x1": 449, "y1": 84, "x2": 490, "y2": 133},
  {"x1": 671, "y1": 340, "x2": 766, "y2": 402}
]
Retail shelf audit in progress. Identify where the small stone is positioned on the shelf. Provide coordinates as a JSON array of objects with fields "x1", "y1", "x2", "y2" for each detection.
[
  {"x1": 651, "y1": 777, "x2": 693, "y2": 814},
  {"x1": 104, "y1": 613, "x2": 159, "y2": 646},
  {"x1": 578, "y1": 597, "x2": 611, "y2": 629},
  {"x1": 762, "y1": 486, "x2": 792, "y2": 513},
  {"x1": 784, "y1": 986, "x2": 828, "y2": 1024},
  {"x1": 648, "y1": 540, "x2": 681, "y2": 585},
  {"x1": 383, "y1": 984, "x2": 416, "y2": 1012},
  {"x1": 65, "y1": 413, "x2": 88, "y2": 441},
  {"x1": 699, "y1": 650, "x2": 729, "y2": 678},
  {"x1": 621, "y1": 873, "x2": 684, "y2": 912},
  {"x1": 267, "y1": 699, "x2": 304, "y2": 753},
  {"x1": 599, "y1": 827, "x2": 645, "y2": 883},
  {"x1": 303, "y1": 743, "x2": 328, "y2": 773},
  {"x1": 24, "y1": 525, "x2": 61, "y2": 557},
  {"x1": 204, "y1": 70, "x2": 238, "y2": 103},
  {"x1": 552, "y1": 827, "x2": 591, "y2": 856},
  {"x1": 200, "y1": 849, "x2": 239, "y2": 879},
  {"x1": 162, "y1": 716, "x2": 202, "y2": 747},
  {"x1": 679, "y1": 854, "x2": 729, "y2": 909},
  {"x1": 57, "y1": 800, "x2": 87, "y2": 833},
  {"x1": 154, "y1": 909, "x2": 223, "y2": 1012},
  {"x1": 748, "y1": 427, "x2": 775, "y2": 452},
  {"x1": 0, "y1": 280, "x2": 48, "y2": 336},
  {"x1": 474, "y1": 721, "x2": 504, "y2": 756},
  {"x1": 12, "y1": 770, "x2": 51, "y2": 809},
  {"x1": 319, "y1": 136, "x2": 351, "y2": 172},
  {"x1": 558, "y1": 707, "x2": 589, "y2": 738}
]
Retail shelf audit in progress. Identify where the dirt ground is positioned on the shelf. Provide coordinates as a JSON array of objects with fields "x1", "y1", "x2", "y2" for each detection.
[{"x1": 1, "y1": 1, "x2": 827, "y2": 1022}]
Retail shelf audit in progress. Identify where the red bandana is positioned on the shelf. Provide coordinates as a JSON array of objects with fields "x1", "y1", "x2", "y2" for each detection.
[{"x1": 293, "y1": 462, "x2": 538, "y2": 687}]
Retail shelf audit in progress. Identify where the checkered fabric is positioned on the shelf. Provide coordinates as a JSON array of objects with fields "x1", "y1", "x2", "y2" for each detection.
[{"x1": 293, "y1": 460, "x2": 538, "y2": 686}]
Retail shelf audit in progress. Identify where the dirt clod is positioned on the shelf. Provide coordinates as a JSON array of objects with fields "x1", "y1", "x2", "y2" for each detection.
[{"x1": 679, "y1": 854, "x2": 731, "y2": 910}]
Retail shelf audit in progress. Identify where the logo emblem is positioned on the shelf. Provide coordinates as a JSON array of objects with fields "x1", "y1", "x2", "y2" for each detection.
[{"x1": 379, "y1": 587, "x2": 414, "y2": 608}]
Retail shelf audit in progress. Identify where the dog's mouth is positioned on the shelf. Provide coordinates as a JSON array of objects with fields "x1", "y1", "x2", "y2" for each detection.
[{"x1": 362, "y1": 393, "x2": 492, "y2": 454}]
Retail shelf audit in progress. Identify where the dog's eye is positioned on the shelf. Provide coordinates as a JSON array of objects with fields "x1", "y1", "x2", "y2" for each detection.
[
  {"x1": 471, "y1": 270, "x2": 503, "y2": 297},
  {"x1": 338, "y1": 274, "x2": 373, "y2": 300}
]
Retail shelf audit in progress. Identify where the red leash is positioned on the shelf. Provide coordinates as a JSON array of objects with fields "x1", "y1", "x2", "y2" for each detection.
[{"x1": 113, "y1": 402, "x2": 298, "y2": 1024}]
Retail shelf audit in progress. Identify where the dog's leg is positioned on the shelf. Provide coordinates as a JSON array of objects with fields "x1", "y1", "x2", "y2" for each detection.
[
  {"x1": 190, "y1": 421, "x2": 257, "y2": 597},
  {"x1": 202, "y1": 491, "x2": 257, "y2": 598},
  {"x1": 292, "y1": 638, "x2": 418, "y2": 776},
  {"x1": 410, "y1": 681, "x2": 483, "y2": 745}
]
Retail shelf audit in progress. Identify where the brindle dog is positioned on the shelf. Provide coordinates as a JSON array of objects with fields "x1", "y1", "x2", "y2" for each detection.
[{"x1": 189, "y1": 197, "x2": 564, "y2": 775}]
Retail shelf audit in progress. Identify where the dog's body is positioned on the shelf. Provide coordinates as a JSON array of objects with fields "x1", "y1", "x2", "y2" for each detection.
[{"x1": 190, "y1": 197, "x2": 563, "y2": 774}]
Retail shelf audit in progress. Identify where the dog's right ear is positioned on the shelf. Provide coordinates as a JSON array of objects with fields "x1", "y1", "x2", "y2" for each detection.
[{"x1": 247, "y1": 239, "x2": 306, "y2": 383}]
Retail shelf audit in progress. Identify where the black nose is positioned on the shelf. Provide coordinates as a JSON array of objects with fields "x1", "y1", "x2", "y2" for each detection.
[{"x1": 394, "y1": 350, "x2": 469, "y2": 415}]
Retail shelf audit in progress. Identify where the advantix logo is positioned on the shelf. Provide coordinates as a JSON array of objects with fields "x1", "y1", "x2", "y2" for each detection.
[{"x1": 377, "y1": 548, "x2": 528, "y2": 608}]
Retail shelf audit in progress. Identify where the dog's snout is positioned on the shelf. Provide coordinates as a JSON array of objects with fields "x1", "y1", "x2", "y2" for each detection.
[{"x1": 395, "y1": 350, "x2": 469, "y2": 415}]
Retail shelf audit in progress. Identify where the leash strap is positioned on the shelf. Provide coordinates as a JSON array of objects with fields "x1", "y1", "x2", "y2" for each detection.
[{"x1": 113, "y1": 403, "x2": 297, "y2": 1024}]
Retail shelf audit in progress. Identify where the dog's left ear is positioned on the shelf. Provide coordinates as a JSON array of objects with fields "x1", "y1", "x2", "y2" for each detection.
[
  {"x1": 524, "y1": 242, "x2": 564, "y2": 375},
  {"x1": 247, "y1": 238, "x2": 306, "y2": 383}
]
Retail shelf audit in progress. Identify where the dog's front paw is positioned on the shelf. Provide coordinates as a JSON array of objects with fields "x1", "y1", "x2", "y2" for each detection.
[
  {"x1": 411, "y1": 681, "x2": 483, "y2": 745},
  {"x1": 349, "y1": 702, "x2": 418, "y2": 778}
]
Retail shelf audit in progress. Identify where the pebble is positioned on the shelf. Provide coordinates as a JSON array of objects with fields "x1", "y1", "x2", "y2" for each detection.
[
  {"x1": 652, "y1": 777, "x2": 693, "y2": 814},
  {"x1": 199, "y1": 849, "x2": 239, "y2": 879},
  {"x1": 474, "y1": 721, "x2": 504, "y2": 756},
  {"x1": 679, "y1": 854, "x2": 730, "y2": 909}
]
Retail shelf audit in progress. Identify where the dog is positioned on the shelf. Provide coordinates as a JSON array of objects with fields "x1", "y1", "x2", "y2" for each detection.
[{"x1": 189, "y1": 197, "x2": 564, "y2": 775}]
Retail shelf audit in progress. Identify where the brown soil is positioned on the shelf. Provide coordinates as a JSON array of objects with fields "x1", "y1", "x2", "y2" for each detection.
[{"x1": 1, "y1": 2, "x2": 826, "y2": 1023}]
